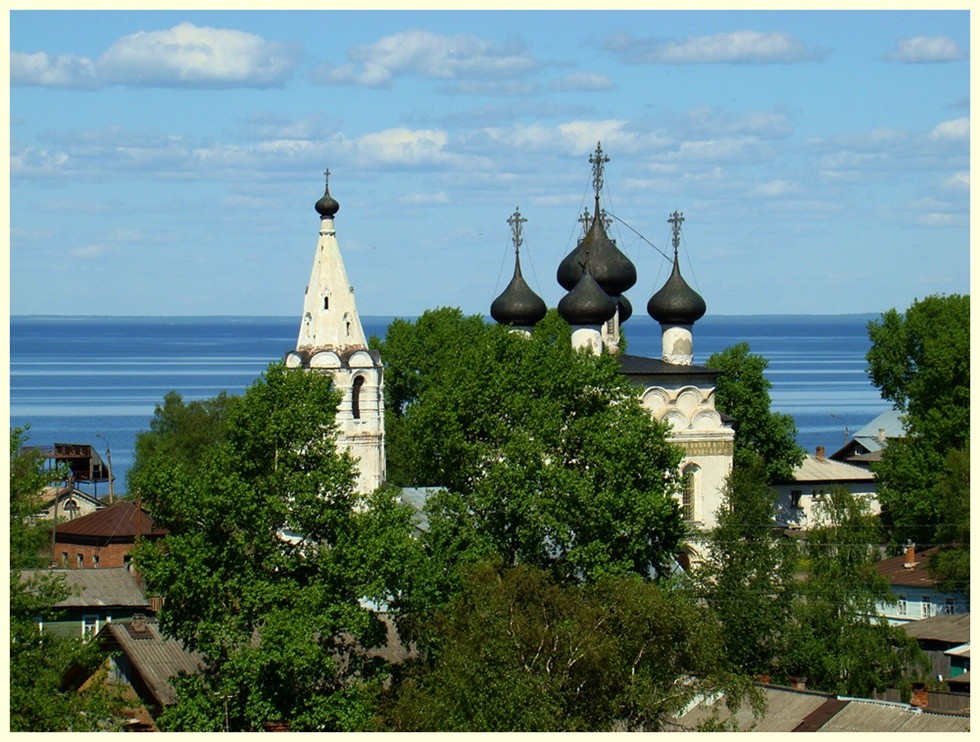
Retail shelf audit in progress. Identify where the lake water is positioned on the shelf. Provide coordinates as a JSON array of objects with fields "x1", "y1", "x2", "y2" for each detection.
[{"x1": 9, "y1": 314, "x2": 887, "y2": 495}]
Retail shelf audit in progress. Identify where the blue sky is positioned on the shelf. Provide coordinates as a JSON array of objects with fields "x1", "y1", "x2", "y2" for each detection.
[{"x1": 9, "y1": 9, "x2": 970, "y2": 318}]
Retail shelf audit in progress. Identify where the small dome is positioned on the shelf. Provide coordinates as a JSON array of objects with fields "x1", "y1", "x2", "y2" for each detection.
[
  {"x1": 617, "y1": 294, "x2": 633, "y2": 324},
  {"x1": 558, "y1": 266, "x2": 617, "y2": 327},
  {"x1": 647, "y1": 252, "x2": 706, "y2": 325},
  {"x1": 557, "y1": 206, "x2": 636, "y2": 297},
  {"x1": 315, "y1": 175, "x2": 340, "y2": 218},
  {"x1": 491, "y1": 254, "x2": 547, "y2": 327}
]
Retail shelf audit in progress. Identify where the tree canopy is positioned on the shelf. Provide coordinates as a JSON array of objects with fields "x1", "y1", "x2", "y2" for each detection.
[
  {"x1": 706, "y1": 342, "x2": 805, "y2": 482},
  {"x1": 865, "y1": 294, "x2": 970, "y2": 563},
  {"x1": 372, "y1": 307, "x2": 686, "y2": 583},
  {"x1": 133, "y1": 363, "x2": 420, "y2": 731}
]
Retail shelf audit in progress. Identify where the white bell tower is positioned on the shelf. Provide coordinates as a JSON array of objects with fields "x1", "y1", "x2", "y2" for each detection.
[{"x1": 285, "y1": 170, "x2": 385, "y2": 494}]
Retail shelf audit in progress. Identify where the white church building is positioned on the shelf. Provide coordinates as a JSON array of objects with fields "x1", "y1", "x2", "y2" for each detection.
[{"x1": 286, "y1": 148, "x2": 734, "y2": 557}]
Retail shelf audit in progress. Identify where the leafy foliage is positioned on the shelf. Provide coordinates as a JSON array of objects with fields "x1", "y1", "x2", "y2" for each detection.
[
  {"x1": 695, "y1": 457, "x2": 798, "y2": 678},
  {"x1": 706, "y1": 343, "x2": 805, "y2": 482},
  {"x1": 10, "y1": 426, "x2": 55, "y2": 568},
  {"x1": 128, "y1": 390, "x2": 235, "y2": 495},
  {"x1": 384, "y1": 561, "x2": 754, "y2": 732},
  {"x1": 782, "y1": 488, "x2": 928, "y2": 696},
  {"x1": 372, "y1": 308, "x2": 686, "y2": 584},
  {"x1": 866, "y1": 295, "x2": 969, "y2": 557},
  {"x1": 134, "y1": 363, "x2": 420, "y2": 731}
]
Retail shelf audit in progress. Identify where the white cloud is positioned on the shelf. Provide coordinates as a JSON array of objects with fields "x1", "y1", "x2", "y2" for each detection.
[
  {"x1": 604, "y1": 30, "x2": 819, "y2": 64},
  {"x1": 398, "y1": 191, "x2": 451, "y2": 205},
  {"x1": 12, "y1": 23, "x2": 296, "y2": 89},
  {"x1": 929, "y1": 117, "x2": 969, "y2": 141},
  {"x1": 351, "y1": 128, "x2": 452, "y2": 167},
  {"x1": 942, "y1": 171, "x2": 970, "y2": 190},
  {"x1": 752, "y1": 179, "x2": 800, "y2": 197},
  {"x1": 549, "y1": 72, "x2": 615, "y2": 92},
  {"x1": 313, "y1": 29, "x2": 537, "y2": 88},
  {"x1": 886, "y1": 36, "x2": 966, "y2": 63},
  {"x1": 10, "y1": 51, "x2": 99, "y2": 88}
]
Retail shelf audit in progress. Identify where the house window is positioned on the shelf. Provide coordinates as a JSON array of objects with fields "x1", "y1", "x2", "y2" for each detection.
[
  {"x1": 82, "y1": 615, "x2": 99, "y2": 641},
  {"x1": 324, "y1": 296, "x2": 329, "y2": 310},
  {"x1": 61, "y1": 551, "x2": 68, "y2": 566},
  {"x1": 790, "y1": 490, "x2": 803, "y2": 509},
  {"x1": 943, "y1": 597, "x2": 956, "y2": 615},
  {"x1": 93, "y1": 554, "x2": 100, "y2": 568},
  {"x1": 77, "y1": 553, "x2": 84, "y2": 568},
  {"x1": 351, "y1": 376, "x2": 365, "y2": 420},
  {"x1": 897, "y1": 594, "x2": 907, "y2": 616},
  {"x1": 921, "y1": 595, "x2": 932, "y2": 618}
]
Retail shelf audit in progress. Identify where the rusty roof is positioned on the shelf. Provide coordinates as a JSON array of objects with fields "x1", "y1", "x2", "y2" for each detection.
[
  {"x1": 51, "y1": 500, "x2": 167, "y2": 541},
  {"x1": 98, "y1": 619, "x2": 204, "y2": 708},
  {"x1": 875, "y1": 547, "x2": 940, "y2": 589}
]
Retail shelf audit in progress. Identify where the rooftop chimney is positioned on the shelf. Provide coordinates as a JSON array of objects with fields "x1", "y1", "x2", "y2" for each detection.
[
  {"x1": 903, "y1": 543, "x2": 917, "y2": 569},
  {"x1": 910, "y1": 682, "x2": 929, "y2": 709},
  {"x1": 132, "y1": 613, "x2": 147, "y2": 633},
  {"x1": 878, "y1": 427, "x2": 886, "y2": 443},
  {"x1": 815, "y1": 446, "x2": 825, "y2": 461},
  {"x1": 789, "y1": 676, "x2": 807, "y2": 691}
]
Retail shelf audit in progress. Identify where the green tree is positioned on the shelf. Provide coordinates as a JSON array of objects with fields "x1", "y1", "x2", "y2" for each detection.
[
  {"x1": 127, "y1": 390, "x2": 235, "y2": 495},
  {"x1": 10, "y1": 427, "x2": 54, "y2": 568},
  {"x1": 372, "y1": 308, "x2": 686, "y2": 584},
  {"x1": 695, "y1": 457, "x2": 798, "y2": 679},
  {"x1": 133, "y1": 363, "x2": 420, "y2": 731},
  {"x1": 706, "y1": 343, "x2": 805, "y2": 482},
  {"x1": 866, "y1": 294, "x2": 970, "y2": 553},
  {"x1": 384, "y1": 561, "x2": 755, "y2": 732},
  {"x1": 9, "y1": 428, "x2": 125, "y2": 731},
  {"x1": 783, "y1": 488, "x2": 927, "y2": 696}
]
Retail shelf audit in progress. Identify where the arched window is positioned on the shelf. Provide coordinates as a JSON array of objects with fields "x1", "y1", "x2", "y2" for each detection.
[
  {"x1": 682, "y1": 464, "x2": 700, "y2": 521},
  {"x1": 351, "y1": 376, "x2": 365, "y2": 419}
]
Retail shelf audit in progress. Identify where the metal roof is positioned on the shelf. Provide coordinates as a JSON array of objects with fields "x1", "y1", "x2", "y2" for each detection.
[
  {"x1": 52, "y1": 500, "x2": 166, "y2": 541},
  {"x1": 618, "y1": 354, "x2": 720, "y2": 378},
  {"x1": 19, "y1": 567, "x2": 150, "y2": 608},
  {"x1": 901, "y1": 612, "x2": 970, "y2": 644},
  {"x1": 816, "y1": 699, "x2": 971, "y2": 733},
  {"x1": 672, "y1": 686, "x2": 833, "y2": 731},
  {"x1": 790, "y1": 454, "x2": 876, "y2": 483},
  {"x1": 98, "y1": 619, "x2": 204, "y2": 708},
  {"x1": 875, "y1": 547, "x2": 941, "y2": 589}
]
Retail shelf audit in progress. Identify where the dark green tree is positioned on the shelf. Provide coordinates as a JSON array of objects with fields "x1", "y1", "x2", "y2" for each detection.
[
  {"x1": 866, "y1": 294, "x2": 970, "y2": 555},
  {"x1": 127, "y1": 390, "x2": 235, "y2": 495},
  {"x1": 384, "y1": 561, "x2": 756, "y2": 732},
  {"x1": 695, "y1": 457, "x2": 798, "y2": 679},
  {"x1": 706, "y1": 343, "x2": 805, "y2": 482},
  {"x1": 133, "y1": 363, "x2": 420, "y2": 731},
  {"x1": 372, "y1": 308, "x2": 686, "y2": 584},
  {"x1": 783, "y1": 488, "x2": 927, "y2": 696}
]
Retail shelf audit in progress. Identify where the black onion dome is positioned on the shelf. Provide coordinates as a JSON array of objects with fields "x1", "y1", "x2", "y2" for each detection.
[
  {"x1": 557, "y1": 206, "x2": 637, "y2": 296},
  {"x1": 491, "y1": 254, "x2": 547, "y2": 326},
  {"x1": 647, "y1": 252, "x2": 706, "y2": 325},
  {"x1": 617, "y1": 294, "x2": 633, "y2": 324},
  {"x1": 315, "y1": 179, "x2": 340, "y2": 218},
  {"x1": 558, "y1": 268, "x2": 617, "y2": 327}
]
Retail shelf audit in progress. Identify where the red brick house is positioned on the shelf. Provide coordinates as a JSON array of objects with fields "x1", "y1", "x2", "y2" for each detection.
[{"x1": 50, "y1": 500, "x2": 167, "y2": 569}]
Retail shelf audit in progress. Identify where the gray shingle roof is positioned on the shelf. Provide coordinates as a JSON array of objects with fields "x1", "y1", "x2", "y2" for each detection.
[
  {"x1": 19, "y1": 567, "x2": 150, "y2": 608},
  {"x1": 901, "y1": 612, "x2": 970, "y2": 644}
]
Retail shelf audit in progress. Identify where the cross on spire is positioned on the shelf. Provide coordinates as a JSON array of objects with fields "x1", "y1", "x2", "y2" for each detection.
[
  {"x1": 507, "y1": 207, "x2": 527, "y2": 255},
  {"x1": 668, "y1": 210, "x2": 684, "y2": 255},
  {"x1": 589, "y1": 141, "x2": 609, "y2": 199},
  {"x1": 323, "y1": 168, "x2": 331, "y2": 185},
  {"x1": 580, "y1": 208, "x2": 592, "y2": 235}
]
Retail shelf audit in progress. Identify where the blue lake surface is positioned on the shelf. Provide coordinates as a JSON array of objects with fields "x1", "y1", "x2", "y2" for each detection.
[{"x1": 10, "y1": 313, "x2": 888, "y2": 495}]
